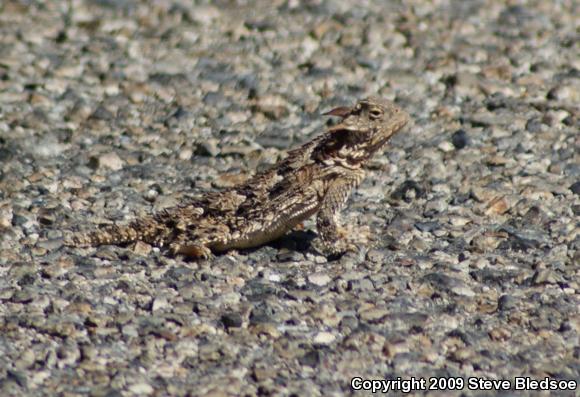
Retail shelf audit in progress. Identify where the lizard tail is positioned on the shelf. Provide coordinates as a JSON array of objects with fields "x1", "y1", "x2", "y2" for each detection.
[{"x1": 64, "y1": 224, "x2": 143, "y2": 247}]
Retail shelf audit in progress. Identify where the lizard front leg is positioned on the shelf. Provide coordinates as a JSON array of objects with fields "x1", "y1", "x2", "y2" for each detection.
[{"x1": 316, "y1": 171, "x2": 365, "y2": 256}]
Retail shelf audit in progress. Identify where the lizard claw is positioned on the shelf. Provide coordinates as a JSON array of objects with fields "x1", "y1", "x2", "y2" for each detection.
[{"x1": 313, "y1": 238, "x2": 359, "y2": 259}]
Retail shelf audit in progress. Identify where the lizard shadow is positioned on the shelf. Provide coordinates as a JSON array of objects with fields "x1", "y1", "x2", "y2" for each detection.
[
  {"x1": 268, "y1": 230, "x2": 317, "y2": 253},
  {"x1": 240, "y1": 231, "x2": 350, "y2": 261}
]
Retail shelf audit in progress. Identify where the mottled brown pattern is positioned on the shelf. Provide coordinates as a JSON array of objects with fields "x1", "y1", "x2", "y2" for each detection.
[{"x1": 65, "y1": 97, "x2": 410, "y2": 258}]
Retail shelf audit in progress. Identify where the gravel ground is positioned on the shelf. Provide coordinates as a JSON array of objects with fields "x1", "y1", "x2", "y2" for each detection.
[{"x1": 1, "y1": 0, "x2": 579, "y2": 396}]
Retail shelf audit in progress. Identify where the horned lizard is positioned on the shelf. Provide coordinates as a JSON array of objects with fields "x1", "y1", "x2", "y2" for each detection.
[{"x1": 64, "y1": 97, "x2": 410, "y2": 258}]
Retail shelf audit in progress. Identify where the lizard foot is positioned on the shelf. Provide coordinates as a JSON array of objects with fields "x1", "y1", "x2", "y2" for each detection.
[
  {"x1": 169, "y1": 243, "x2": 213, "y2": 259},
  {"x1": 313, "y1": 238, "x2": 359, "y2": 259}
]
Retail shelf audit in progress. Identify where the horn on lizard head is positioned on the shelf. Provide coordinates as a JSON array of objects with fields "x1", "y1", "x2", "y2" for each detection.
[{"x1": 322, "y1": 106, "x2": 351, "y2": 118}]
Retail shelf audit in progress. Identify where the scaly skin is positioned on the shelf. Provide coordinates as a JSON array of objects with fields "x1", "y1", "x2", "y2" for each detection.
[{"x1": 64, "y1": 97, "x2": 410, "y2": 258}]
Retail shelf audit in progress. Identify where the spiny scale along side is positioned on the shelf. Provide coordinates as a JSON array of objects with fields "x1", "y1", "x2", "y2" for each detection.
[{"x1": 63, "y1": 97, "x2": 410, "y2": 258}]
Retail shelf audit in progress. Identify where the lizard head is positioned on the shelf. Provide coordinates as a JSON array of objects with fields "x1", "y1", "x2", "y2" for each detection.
[{"x1": 323, "y1": 97, "x2": 410, "y2": 161}]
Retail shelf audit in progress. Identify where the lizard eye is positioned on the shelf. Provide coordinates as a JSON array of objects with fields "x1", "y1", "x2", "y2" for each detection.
[{"x1": 369, "y1": 109, "x2": 383, "y2": 119}]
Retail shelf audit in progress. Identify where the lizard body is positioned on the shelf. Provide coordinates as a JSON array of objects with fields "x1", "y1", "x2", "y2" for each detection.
[{"x1": 65, "y1": 97, "x2": 410, "y2": 258}]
